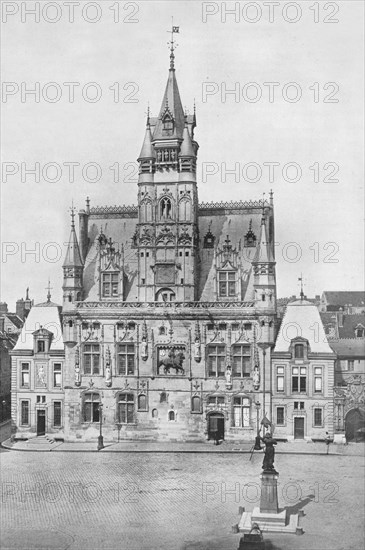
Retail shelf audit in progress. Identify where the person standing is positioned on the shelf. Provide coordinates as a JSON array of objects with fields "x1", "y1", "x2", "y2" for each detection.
[{"x1": 325, "y1": 432, "x2": 331, "y2": 454}]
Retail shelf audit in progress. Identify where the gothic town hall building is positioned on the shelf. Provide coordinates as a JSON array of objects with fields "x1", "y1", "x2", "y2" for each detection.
[{"x1": 61, "y1": 50, "x2": 276, "y2": 442}]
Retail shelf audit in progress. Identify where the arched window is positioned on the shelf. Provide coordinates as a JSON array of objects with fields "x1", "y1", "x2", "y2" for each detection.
[
  {"x1": 179, "y1": 199, "x2": 192, "y2": 221},
  {"x1": 141, "y1": 200, "x2": 152, "y2": 222},
  {"x1": 152, "y1": 408, "x2": 158, "y2": 418},
  {"x1": 160, "y1": 392, "x2": 167, "y2": 403},
  {"x1": 294, "y1": 344, "x2": 304, "y2": 359},
  {"x1": 160, "y1": 197, "x2": 172, "y2": 220},
  {"x1": 117, "y1": 393, "x2": 134, "y2": 424},
  {"x1": 191, "y1": 396, "x2": 201, "y2": 413},
  {"x1": 159, "y1": 326, "x2": 166, "y2": 335},
  {"x1": 155, "y1": 288, "x2": 176, "y2": 302},
  {"x1": 168, "y1": 410, "x2": 175, "y2": 421},
  {"x1": 83, "y1": 392, "x2": 100, "y2": 423}
]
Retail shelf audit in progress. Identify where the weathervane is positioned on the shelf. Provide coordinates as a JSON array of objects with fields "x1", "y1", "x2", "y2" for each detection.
[{"x1": 167, "y1": 18, "x2": 179, "y2": 70}]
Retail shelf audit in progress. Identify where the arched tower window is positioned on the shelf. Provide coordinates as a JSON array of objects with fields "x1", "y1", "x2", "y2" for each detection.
[
  {"x1": 141, "y1": 200, "x2": 152, "y2": 222},
  {"x1": 160, "y1": 197, "x2": 172, "y2": 220},
  {"x1": 179, "y1": 199, "x2": 192, "y2": 221}
]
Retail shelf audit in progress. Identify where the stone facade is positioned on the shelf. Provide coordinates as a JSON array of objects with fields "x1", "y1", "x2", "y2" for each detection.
[{"x1": 61, "y1": 49, "x2": 277, "y2": 443}]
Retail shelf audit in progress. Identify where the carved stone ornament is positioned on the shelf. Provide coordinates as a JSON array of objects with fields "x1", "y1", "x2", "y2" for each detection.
[
  {"x1": 141, "y1": 339, "x2": 148, "y2": 361},
  {"x1": 225, "y1": 366, "x2": 232, "y2": 389},
  {"x1": 105, "y1": 346, "x2": 112, "y2": 387}
]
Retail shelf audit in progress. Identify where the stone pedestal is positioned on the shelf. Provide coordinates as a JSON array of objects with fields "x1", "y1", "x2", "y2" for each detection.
[
  {"x1": 259, "y1": 471, "x2": 279, "y2": 513},
  {"x1": 236, "y1": 470, "x2": 304, "y2": 535}
]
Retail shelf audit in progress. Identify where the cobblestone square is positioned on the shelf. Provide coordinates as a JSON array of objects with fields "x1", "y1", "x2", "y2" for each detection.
[{"x1": 1, "y1": 448, "x2": 364, "y2": 550}]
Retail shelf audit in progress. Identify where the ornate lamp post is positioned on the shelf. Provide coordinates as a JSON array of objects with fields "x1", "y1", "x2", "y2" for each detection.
[
  {"x1": 255, "y1": 401, "x2": 261, "y2": 434},
  {"x1": 97, "y1": 403, "x2": 104, "y2": 451},
  {"x1": 258, "y1": 343, "x2": 271, "y2": 421}
]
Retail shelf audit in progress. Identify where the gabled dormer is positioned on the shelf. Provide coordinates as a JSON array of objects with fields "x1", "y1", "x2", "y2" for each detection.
[{"x1": 33, "y1": 326, "x2": 53, "y2": 355}]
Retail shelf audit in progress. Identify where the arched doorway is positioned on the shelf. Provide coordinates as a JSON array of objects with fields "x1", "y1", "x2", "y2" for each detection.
[
  {"x1": 207, "y1": 412, "x2": 225, "y2": 441},
  {"x1": 345, "y1": 408, "x2": 365, "y2": 442}
]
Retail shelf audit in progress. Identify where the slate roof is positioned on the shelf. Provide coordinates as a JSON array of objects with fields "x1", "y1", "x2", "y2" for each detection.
[
  {"x1": 320, "y1": 313, "x2": 365, "y2": 339},
  {"x1": 322, "y1": 291, "x2": 365, "y2": 310},
  {"x1": 13, "y1": 302, "x2": 64, "y2": 351},
  {"x1": 274, "y1": 300, "x2": 334, "y2": 354},
  {"x1": 4, "y1": 314, "x2": 23, "y2": 329},
  {"x1": 329, "y1": 339, "x2": 365, "y2": 358}
]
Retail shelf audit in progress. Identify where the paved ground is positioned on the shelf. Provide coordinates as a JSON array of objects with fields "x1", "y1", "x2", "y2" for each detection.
[
  {"x1": 0, "y1": 421, "x2": 11, "y2": 444},
  {"x1": 1, "y1": 448, "x2": 364, "y2": 550}
]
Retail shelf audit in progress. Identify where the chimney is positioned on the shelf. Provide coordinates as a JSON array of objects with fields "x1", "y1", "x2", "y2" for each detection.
[
  {"x1": 338, "y1": 307, "x2": 344, "y2": 328},
  {"x1": 0, "y1": 317, "x2": 4, "y2": 332},
  {"x1": 79, "y1": 197, "x2": 90, "y2": 261},
  {"x1": 16, "y1": 298, "x2": 26, "y2": 321},
  {"x1": 0, "y1": 302, "x2": 8, "y2": 315}
]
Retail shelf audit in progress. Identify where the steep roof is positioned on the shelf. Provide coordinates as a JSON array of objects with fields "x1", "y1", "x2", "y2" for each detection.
[
  {"x1": 5, "y1": 314, "x2": 23, "y2": 329},
  {"x1": 320, "y1": 312, "x2": 365, "y2": 339},
  {"x1": 138, "y1": 123, "x2": 155, "y2": 160},
  {"x1": 322, "y1": 291, "x2": 365, "y2": 310},
  {"x1": 274, "y1": 299, "x2": 334, "y2": 354},
  {"x1": 152, "y1": 68, "x2": 186, "y2": 141},
  {"x1": 63, "y1": 225, "x2": 83, "y2": 268},
  {"x1": 253, "y1": 217, "x2": 275, "y2": 264},
  {"x1": 13, "y1": 302, "x2": 64, "y2": 351}
]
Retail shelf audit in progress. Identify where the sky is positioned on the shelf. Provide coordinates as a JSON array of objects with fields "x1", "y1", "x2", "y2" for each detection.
[{"x1": 1, "y1": 0, "x2": 364, "y2": 308}]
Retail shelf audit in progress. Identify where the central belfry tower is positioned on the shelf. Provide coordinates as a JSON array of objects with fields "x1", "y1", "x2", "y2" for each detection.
[{"x1": 136, "y1": 39, "x2": 199, "y2": 302}]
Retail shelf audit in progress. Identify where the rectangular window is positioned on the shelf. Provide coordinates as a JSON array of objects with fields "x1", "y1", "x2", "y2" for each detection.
[
  {"x1": 218, "y1": 271, "x2": 236, "y2": 297},
  {"x1": 292, "y1": 366, "x2": 306, "y2": 393},
  {"x1": 83, "y1": 393, "x2": 100, "y2": 423},
  {"x1": 37, "y1": 340, "x2": 45, "y2": 352},
  {"x1": 207, "y1": 345, "x2": 226, "y2": 377},
  {"x1": 314, "y1": 367, "x2": 323, "y2": 393},
  {"x1": 102, "y1": 272, "x2": 119, "y2": 297},
  {"x1": 276, "y1": 407, "x2": 285, "y2": 425},
  {"x1": 314, "y1": 408, "x2": 323, "y2": 427},
  {"x1": 348, "y1": 360, "x2": 354, "y2": 371},
  {"x1": 118, "y1": 344, "x2": 135, "y2": 375},
  {"x1": 53, "y1": 363, "x2": 62, "y2": 388},
  {"x1": 21, "y1": 400, "x2": 29, "y2": 425},
  {"x1": 232, "y1": 345, "x2": 251, "y2": 377},
  {"x1": 117, "y1": 393, "x2": 134, "y2": 423},
  {"x1": 21, "y1": 363, "x2": 30, "y2": 388},
  {"x1": 233, "y1": 397, "x2": 250, "y2": 427},
  {"x1": 53, "y1": 401, "x2": 62, "y2": 427},
  {"x1": 83, "y1": 344, "x2": 100, "y2": 375},
  {"x1": 276, "y1": 366, "x2": 284, "y2": 392},
  {"x1": 294, "y1": 344, "x2": 304, "y2": 358}
]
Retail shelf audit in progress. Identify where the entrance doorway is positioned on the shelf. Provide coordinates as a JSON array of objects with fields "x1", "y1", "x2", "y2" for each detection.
[
  {"x1": 294, "y1": 417, "x2": 305, "y2": 439},
  {"x1": 37, "y1": 410, "x2": 46, "y2": 436},
  {"x1": 207, "y1": 412, "x2": 225, "y2": 441},
  {"x1": 345, "y1": 408, "x2": 365, "y2": 442}
]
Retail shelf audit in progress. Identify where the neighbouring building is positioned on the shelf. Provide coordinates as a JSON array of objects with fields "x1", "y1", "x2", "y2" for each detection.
[
  {"x1": 319, "y1": 291, "x2": 365, "y2": 314},
  {"x1": 0, "y1": 291, "x2": 33, "y2": 422},
  {"x1": 61, "y1": 45, "x2": 277, "y2": 443},
  {"x1": 272, "y1": 299, "x2": 335, "y2": 441},
  {"x1": 10, "y1": 292, "x2": 64, "y2": 438},
  {"x1": 321, "y1": 309, "x2": 365, "y2": 442}
]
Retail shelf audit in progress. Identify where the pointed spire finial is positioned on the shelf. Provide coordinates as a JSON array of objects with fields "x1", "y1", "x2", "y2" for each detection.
[
  {"x1": 261, "y1": 193, "x2": 266, "y2": 223},
  {"x1": 298, "y1": 274, "x2": 305, "y2": 301},
  {"x1": 70, "y1": 200, "x2": 76, "y2": 229},
  {"x1": 86, "y1": 196, "x2": 90, "y2": 214},
  {"x1": 46, "y1": 279, "x2": 53, "y2": 303},
  {"x1": 269, "y1": 189, "x2": 274, "y2": 206},
  {"x1": 26, "y1": 287, "x2": 29, "y2": 300}
]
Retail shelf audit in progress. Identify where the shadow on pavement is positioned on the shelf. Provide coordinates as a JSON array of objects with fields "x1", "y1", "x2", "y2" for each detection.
[{"x1": 283, "y1": 494, "x2": 315, "y2": 516}]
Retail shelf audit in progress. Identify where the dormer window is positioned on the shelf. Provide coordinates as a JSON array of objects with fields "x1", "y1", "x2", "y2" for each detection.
[
  {"x1": 102, "y1": 272, "x2": 119, "y2": 298},
  {"x1": 294, "y1": 344, "x2": 304, "y2": 359},
  {"x1": 162, "y1": 114, "x2": 174, "y2": 136},
  {"x1": 219, "y1": 271, "x2": 236, "y2": 297},
  {"x1": 355, "y1": 326, "x2": 364, "y2": 338},
  {"x1": 37, "y1": 340, "x2": 45, "y2": 353}
]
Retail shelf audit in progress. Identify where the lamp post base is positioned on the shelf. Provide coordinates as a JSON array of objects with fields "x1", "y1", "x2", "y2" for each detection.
[{"x1": 97, "y1": 436, "x2": 104, "y2": 451}]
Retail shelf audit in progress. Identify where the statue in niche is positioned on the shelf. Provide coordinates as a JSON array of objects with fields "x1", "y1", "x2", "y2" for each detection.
[
  {"x1": 157, "y1": 150, "x2": 162, "y2": 162},
  {"x1": 141, "y1": 339, "x2": 148, "y2": 361},
  {"x1": 225, "y1": 366, "x2": 232, "y2": 388},
  {"x1": 105, "y1": 347, "x2": 112, "y2": 387},
  {"x1": 252, "y1": 365, "x2": 260, "y2": 390},
  {"x1": 75, "y1": 347, "x2": 81, "y2": 387},
  {"x1": 194, "y1": 340, "x2": 201, "y2": 363}
]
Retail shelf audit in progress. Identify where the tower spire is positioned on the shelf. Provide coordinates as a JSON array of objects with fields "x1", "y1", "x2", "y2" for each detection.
[{"x1": 298, "y1": 274, "x2": 305, "y2": 301}]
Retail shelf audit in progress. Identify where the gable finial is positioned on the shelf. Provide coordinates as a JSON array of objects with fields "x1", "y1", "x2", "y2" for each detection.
[
  {"x1": 167, "y1": 18, "x2": 179, "y2": 70},
  {"x1": 46, "y1": 278, "x2": 53, "y2": 303}
]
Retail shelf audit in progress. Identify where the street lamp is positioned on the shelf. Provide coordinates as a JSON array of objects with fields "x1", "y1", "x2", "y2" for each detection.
[
  {"x1": 97, "y1": 403, "x2": 104, "y2": 451},
  {"x1": 258, "y1": 343, "x2": 271, "y2": 422}
]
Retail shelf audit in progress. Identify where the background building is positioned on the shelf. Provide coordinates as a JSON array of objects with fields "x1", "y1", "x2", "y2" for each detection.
[
  {"x1": 10, "y1": 292, "x2": 64, "y2": 439},
  {"x1": 272, "y1": 299, "x2": 335, "y2": 441},
  {"x1": 319, "y1": 291, "x2": 365, "y2": 313}
]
